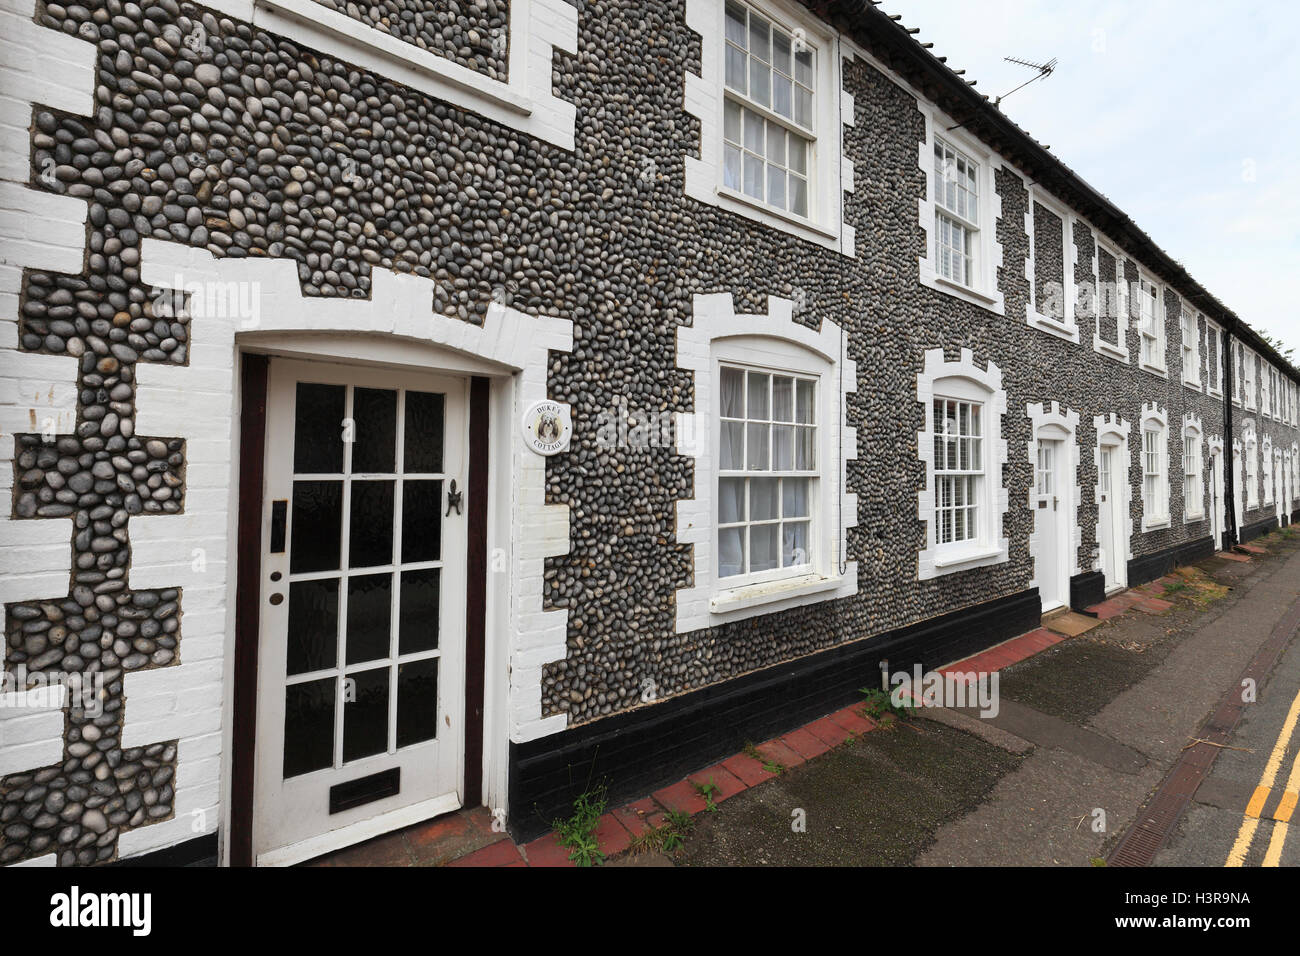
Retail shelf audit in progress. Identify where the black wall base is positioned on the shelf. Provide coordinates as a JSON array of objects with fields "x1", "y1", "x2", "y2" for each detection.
[
  {"x1": 1069, "y1": 570, "x2": 1106, "y2": 611},
  {"x1": 507, "y1": 587, "x2": 1041, "y2": 843},
  {"x1": 112, "y1": 833, "x2": 217, "y2": 867},
  {"x1": 1239, "y1": 516, "x2": 1279, "y2": 545},
  {"x1": 1127, "y1": 535, "x2": 1215, "y2": 588}
]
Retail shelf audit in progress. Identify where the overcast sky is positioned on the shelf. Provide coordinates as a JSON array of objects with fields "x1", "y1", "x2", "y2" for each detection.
[{"x1": 886, "y1": 0, "x2": 1300, "y2": 350}]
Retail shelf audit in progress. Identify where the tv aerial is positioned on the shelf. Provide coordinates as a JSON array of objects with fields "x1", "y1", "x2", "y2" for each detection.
[{"x1": 995, "y1": 55, "x2": 1057, "y2": 107}]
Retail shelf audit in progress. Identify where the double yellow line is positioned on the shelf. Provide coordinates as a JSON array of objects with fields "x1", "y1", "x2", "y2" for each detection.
[{"x1": 1226, "y1": 686, "x2": 1300, "y2": 866}]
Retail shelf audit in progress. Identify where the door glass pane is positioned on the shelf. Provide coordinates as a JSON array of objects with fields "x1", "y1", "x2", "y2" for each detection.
[
  {"x1": 402, "y1": 480, "x2": 443, "y2": 563},
  {"x1": 290, "y1": 481, "x2": 342, "y2": 573},
  {"x1": 283, "y1": 677, "x2": 335, "y2": 778},
  {"x1": 287, "y1": 578, "x2": 338, "y2": 676},
  {"x1": 352, "y1": 388, "x2": 397, "y2": 473},
  {"x1": 346, "y1": 572, "x2": 393, "y2": 665},
  {"x1": 343, "y1": 667, "x2": 389, "y2": 763},
  {"x1": 404, "y1": 391, "x2": 445, "y2": 473},
  {"x1": 349, "y1": 480, "x2": 395, "y2": 568},
  {"x1": 396, "y1": 658, "x2": 439, "y2": 748},
  {"x1": 293, "y1": 383, "x2": 345, "y2": 474},
  {"x1": 399, "y1": 568, "x2": 441, "y2": 655}
]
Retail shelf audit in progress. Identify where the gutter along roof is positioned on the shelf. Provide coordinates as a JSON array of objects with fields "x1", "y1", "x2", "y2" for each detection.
[{"x1": 809, "y1": 0, "x2": 1299, "y2": 383}]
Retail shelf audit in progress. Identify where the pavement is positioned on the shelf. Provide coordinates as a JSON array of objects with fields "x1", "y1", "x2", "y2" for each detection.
[{"x1": 303, "y1": 527, "x2": 1300, "y2": 867}]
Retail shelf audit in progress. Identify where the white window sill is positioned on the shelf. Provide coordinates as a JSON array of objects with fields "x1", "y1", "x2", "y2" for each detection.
[
  {"x1": 1185, "y1": 512, "x2": 1206, "y2": 523},
  {"x1": 1094, "y1": 338, "x2": 1128, "y2": 362},
  {"x1": 709, "y1": 573, "x2": 845, "y2": 614},
  {"x1": 1027, "y1": 311, "x2": 1079, "y2": 343},
  {"x1": 1182, "y1": 377, "x2": 1202, "y2": 391},
  {"x1": 1142, "y1": 518, "x2": 1171, "y2": 532},
  {"x1": 933, "y1": 543, "x2": 1003, "y2": 570},
  {"x1": 1140, "y1": 361, "x2": 1168, "y2": 379},
  {"x1": 919, "y1": 268, "x2": 1004, "y2": 317},
  {"x1": 713, "y1": 185, "x2": 840, "y2": 243}
]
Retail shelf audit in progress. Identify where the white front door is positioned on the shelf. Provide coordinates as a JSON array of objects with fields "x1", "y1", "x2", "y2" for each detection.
[
  {"x1": 1209, "y1": 450, "x2": 1225, "y2": 549},
  {"x1": 1276, "y1": 456, "x2": 1285, "y2": 524},
  {"x1": 252, "y1": 358, "x2": 469, "y2": 865},
  {"x1": 1033, "y1": 437, "x2": 1068, "y2": 611},
  {"x1": 1097, "y1": 442, "x2": 1126, "y2": 591},
  {"x1": 1233, "y1": 450, "x2": 1244, "y2": 534}
]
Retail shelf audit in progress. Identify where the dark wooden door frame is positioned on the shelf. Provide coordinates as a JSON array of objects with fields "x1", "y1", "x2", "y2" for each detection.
[
  {"x1": 230, "y1": 352, "x2": 269, "y2": 866},
  {"x1": 463, "y1": 376, "x2": 490, "y2": 807},
  {"x1": 228, "y1": 355, "x2": 491, "y2": 864}
]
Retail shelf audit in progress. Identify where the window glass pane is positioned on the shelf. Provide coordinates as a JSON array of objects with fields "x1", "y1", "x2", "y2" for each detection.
[
  {"x1": 790, "y1": 175, "x2": 808, "y2": 217},
  {"x1": 795, "y1": 47, "x2": 813, "y2": 86},
  {"x1": 795, "y1": 426, "x2": 815, "y2": 469},
  {"x1": 725, "y1": 1, "x2": 747, "y2": 46},
  {"x1": 751, "y1": 477, "x2": 778, "y2": 520},
  {"x1": 794, "y1": 87, "x2": 812, "y2": 127},
  {"x1": 747, "y1": 372, "x2": 771, "y2": 418},
  {"x1": 788, "y1": 136, "x2": 807, "y2": 175},
  {"x1": 725, "y1": 44, "x2": 747, "y2": 93},
  {"x1": 795, "y1": 379, "x2": 815, "y2": 423},
  {"x1": 766, "y1": 124, "x2": 786, "y2": 166},
  {"x1": 719, "y1": 526, "x2": 745, "y2": 577},
  {"x1": 724, "y1": 99, "x2": 742, "y2": 143},
  {"x1": 721, "y1": 421, "x2": 745, "y2": 470},
  {"x1": 772, "y1": 377, "x2": 794, "y2": 421},
  {"x1": 772, "y1": 74, "x2": 792, "y2": 119},
  {"x1": 773, "y1": 29, "x2": 791, "y2": 74},
  {"x1": 749, "y1": 60, "x2": 770, "y2": 107},
  {"x1": 783, "y1": 477, "x2": 809, "y2": 517},
  {"x1": 721, "y1": 366, "x2": 745, "y2": 417},
  {"x1": 783, "y1": 520, "x2": 809, "y2": 566},
  {"x1": 747, "y1": 422, "x2": 770, "y2": 470},
  {"x1": 743, "y1": 153, "x2": 763, "y2": 199},
  {"x1": 749, "y1": 14, "x2": 770, "y2": 61},
  {"x1": 767, "y1": 166, "x2": 786, "y2": 210},
  {"x1": 771, "y1": 424, "x2": 794, "y2": 470},
  {"x1": 719, "y1": 477, "x2": 746, "y2": 524},
  {"x1": 750, "y1": 523, "x2": 778, "y2": 572},
  {"x1": 724, "y1": 144, "x2": 742, "y2": 191},
  {"x1": 743, "y1": 108, "x2": 764, "y2": 154}
]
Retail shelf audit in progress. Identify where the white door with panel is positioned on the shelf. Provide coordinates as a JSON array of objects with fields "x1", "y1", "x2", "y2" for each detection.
[
  {"x1": 1097, "y1": 442, "x2": 1127, "y2": 592},
  {"x1": 1209, "y1": 449, "x2": 1225, "y2": 550},
  {"x1": 253, "y1": 358, "x2": 468, "y2": 865},
  {"x1": 1033, "y1": 432, "x2": 1070, "y2": 611}
]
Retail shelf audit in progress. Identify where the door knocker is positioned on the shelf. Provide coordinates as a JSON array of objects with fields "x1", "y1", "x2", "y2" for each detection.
[{"x1": 445, "y1": 479, "x2": 463, "y2": 516}]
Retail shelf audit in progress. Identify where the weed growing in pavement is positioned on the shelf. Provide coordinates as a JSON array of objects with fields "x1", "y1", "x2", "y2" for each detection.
[
  {"x1": 742, "y1": 740, "x2": 785, "y2": 775},
  {"x1": 552, "y1": 784, "x2": 608, "y2": 867},
  {"x1": 629, "y1": 808, "x2": 695, "y2": 855},
  {"x1": 860, "y1": 686, "x2": 916, "y2": 720},
  {"x1": 692, "y1": 777, "x2": 721, "y2": 812}
]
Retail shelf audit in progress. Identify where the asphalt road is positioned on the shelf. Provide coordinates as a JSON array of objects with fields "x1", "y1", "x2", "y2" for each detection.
[{"x1": 671, "y1": 530, "x2": 1300, "y2": 866}]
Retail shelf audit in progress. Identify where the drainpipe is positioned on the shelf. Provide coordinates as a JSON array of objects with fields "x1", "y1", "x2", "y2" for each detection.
[{"x1": 1222, "y1": 321, "x2": 1239, "y2": 549}]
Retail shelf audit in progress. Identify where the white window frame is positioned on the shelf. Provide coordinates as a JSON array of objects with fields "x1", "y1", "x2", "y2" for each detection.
[
  {"x1": 1024, "y1": 187, "x2": 1079, "y2": 343},
  {"x1": 1181, "y1": 310, "x2": 1201, "y2": 389},
  {"x1": 1140, "y1": 406, "x2": 1170, "y2": 530},
  {"x1": 1263, "y1": 434, "x2": 1274, "y2": 504},
  {"x1": 1231, "y1": 339, "x2": 1243, "y2": 406},
  {"x1": 1245, "y1": 420, "x2": 1259, "y2": 509},
  {"x1": 1206, "y1": 318, "x2": 1223, "y2": 397},
  {"x1": 1244, "y1": 348, "x2": 1257, "y2": 410},
  {"x1": 1091, "y1": 236, "x2": 1129, "y2": 362},
  {"x1": 917, "y1": 349, "x2": 1009, "y2": 579},
  {"x1": 715, "y1": 359, "x2": 821, "y2": 588},
  {"x1": 1183, "y1": 419, "x2": 1204, "y2": 521},
  {"x1": 674, "y1": 293, "x2": 857, "y2": 633},
  {"x1": 1133, "y1": 269, "x2": 1166, "y2": 376},
  {"x1": 685, "y1": 0, "x2": 850, "y2": 254},
  {"x1": 917, "y1": 104, "x2": 1005, "y2": 315}
]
